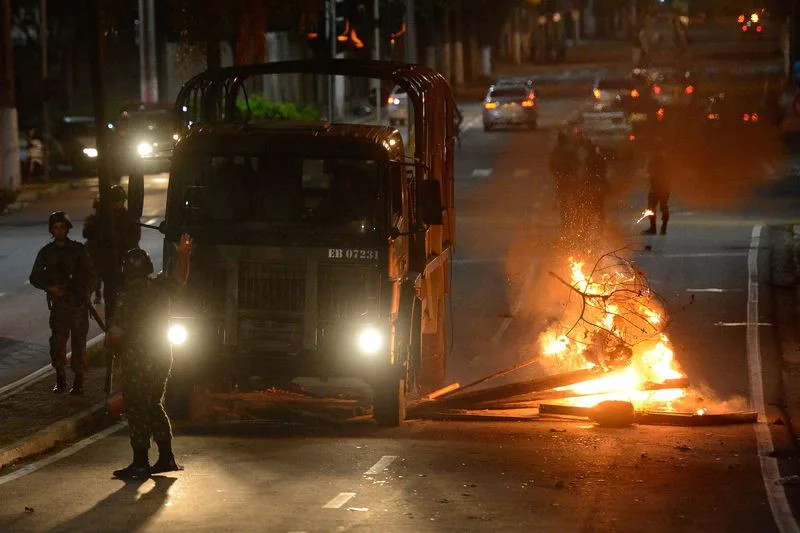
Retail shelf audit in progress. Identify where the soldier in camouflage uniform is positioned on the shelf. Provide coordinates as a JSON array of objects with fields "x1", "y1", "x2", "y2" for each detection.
[
  {"x1": 30, "y1": 211, "x2": 98, "y2": 395},
  {"x1": 105, "y1": 234, "x2": 192, "y2": 480}
]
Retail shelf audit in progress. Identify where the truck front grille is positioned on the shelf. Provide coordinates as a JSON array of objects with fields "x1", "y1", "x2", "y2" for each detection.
[{"x1": 238, "y1": 261, "x2": 305, "y2": 313}]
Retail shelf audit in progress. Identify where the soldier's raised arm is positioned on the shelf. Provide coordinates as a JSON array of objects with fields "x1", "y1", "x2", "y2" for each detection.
[{"x1": 172, "y1": 233, "x2": 193, "y2": 287}]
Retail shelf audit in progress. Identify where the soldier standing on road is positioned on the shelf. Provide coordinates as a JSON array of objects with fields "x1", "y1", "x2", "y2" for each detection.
[
  {"x1": 82, "y1": 184, "x2": 141, "y2": 315},
  {"x1": 644, "y1": 147, "x2": 671, "y2": 235},
  {"x1": 105, "y1": 234, "x2": 192, "y2": 480},
  {"x1": 29, "y1": 211, "x2": 98, "y2": 395}
]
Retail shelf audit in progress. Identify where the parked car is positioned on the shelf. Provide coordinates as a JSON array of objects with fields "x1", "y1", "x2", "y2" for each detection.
[{"x1": 482, "y1": 84, "x2": 538, "y2": 131}]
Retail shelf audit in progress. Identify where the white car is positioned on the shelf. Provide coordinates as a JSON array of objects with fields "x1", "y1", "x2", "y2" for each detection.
[
  {"x1": 385, "y1": 87, "x2": 408, "y2": 126},
  {"x1": 570, "y1": 108, "x2": 636, "y2": 160}
]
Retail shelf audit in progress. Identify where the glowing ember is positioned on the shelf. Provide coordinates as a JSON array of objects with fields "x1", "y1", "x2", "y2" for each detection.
[
  {"x1": 543, "y1": 256, "x2": 687, "y2": 411},
  {"x1": 636, "y1": 209, "x2": 655, "y2": 224}
]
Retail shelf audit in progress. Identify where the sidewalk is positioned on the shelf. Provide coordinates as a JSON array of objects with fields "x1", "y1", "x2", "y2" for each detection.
[{"x1": 2, "y1": 180, "x2": 76, "y2": 215}]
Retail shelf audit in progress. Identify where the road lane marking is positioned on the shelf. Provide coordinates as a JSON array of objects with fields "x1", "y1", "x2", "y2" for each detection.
[
  {"x1": 716, "y1": 322, "x2": 772, "y2": 327},
  {"x1": 686, "y1": 288, "x2": 742, "y2": 293},
  {"x1": 364, "y1": 455, "x2": 397, "y2": 475},
  {"x1": 0, "y1": 421, "x2": 127, "y2": 487},
  {"x1": 471, "y1": 168, "x2": 492, "y2": 178},
  {"x1": 323, "y1": 492, "x2": 356, "y2": 509},
  {"x1": 747, "y1": 225, "x2": 800, "y2": 533},
  {"x1": 512, "y1": 168, "x2": 531, "y2": 179}
]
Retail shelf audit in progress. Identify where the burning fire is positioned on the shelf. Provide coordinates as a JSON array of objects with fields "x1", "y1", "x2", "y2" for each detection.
[
  {"x1": 542, "y1": 257, "x2": 687, "y2": 411},
  {"x1": 636, "y1": 209, "x2": 655, "y2": 224}
]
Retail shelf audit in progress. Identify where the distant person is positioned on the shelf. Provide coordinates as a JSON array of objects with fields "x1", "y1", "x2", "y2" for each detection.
[
  {"x1": 582, "y1": 140, "x2": 610, "y2": 228},
  {"x1": 29, "y1": 211, "x2": 98, "y2": 395},
  {"x1": 105, "y1": 237, "x2": 192, "y2": 480},
  {"x1": 82, "y1": 184, "x2": 141, "y2": 316},
  {"x1": 27, "y1": 128, "x2": 44, "y2": 181},
  {"x1": 644, "y1": 148, "x2": 671, "y2": 235},
  {"x1": 83, "y1": 197, "x2": 103, "y2": 303},
  {"x1": 549, "y1": 130, "x2": 580, "y2": 230}
]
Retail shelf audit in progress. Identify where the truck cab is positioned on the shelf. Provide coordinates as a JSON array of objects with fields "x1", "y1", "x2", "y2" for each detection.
[{"x1": 130, "y1": 60, "x2": 458, "y2": 426}]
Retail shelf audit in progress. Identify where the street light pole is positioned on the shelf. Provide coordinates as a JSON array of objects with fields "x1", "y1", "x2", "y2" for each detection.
[
  {"x1": 41, "y1": 0, "x2": 49, "y2": 182},
  {"x1": 373, "y1": 0, "x2": 380, "y2": 123}
]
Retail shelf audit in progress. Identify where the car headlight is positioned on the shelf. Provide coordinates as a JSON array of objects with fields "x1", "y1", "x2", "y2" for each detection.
[
  {"x1": 137, "y1": 142, "x2": 153, "y2": 157},
  {"x1": 167, "y1": 323, "x2": 188, "y2": 346},
  {"x1": 357, "y1": 326, "x2": 383, "y2": 355},
  {"x1": 82, "y1": 147, "x2": 98, "y2": 158}
]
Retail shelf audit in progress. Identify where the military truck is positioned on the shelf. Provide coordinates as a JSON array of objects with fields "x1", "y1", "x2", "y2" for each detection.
[{"x1": 128, "y1": 60, "x2": 458, "y2": 426}]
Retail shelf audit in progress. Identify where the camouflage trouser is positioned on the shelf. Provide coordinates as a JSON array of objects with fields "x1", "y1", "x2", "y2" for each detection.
[
  {"x1": 121, "y1": 350, "x2": 173, "y2": 451},
  {"x1": 49, "y1": 304, "x2": 89, "y2": 373}
]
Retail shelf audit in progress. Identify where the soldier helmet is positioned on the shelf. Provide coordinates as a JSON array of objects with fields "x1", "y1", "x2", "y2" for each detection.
[
  {"x1": 110, "y1": 184, "x2": 127, "y2": 203},
  {"x1": 122, "y1": 248, "x2": 154, "y2": 280},
  {"x1": 48, "y1": 211, "x2": 73, "y2": 229}
]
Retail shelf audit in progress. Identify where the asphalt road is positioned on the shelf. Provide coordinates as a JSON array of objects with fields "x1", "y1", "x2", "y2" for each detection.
[{"x1": 2, "y1": 82, "x2": 800, "y2": 530}]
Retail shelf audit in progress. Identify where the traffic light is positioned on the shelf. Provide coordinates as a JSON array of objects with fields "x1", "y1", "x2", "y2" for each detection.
[
  {"x1": 385, "y1": 0, "x2": 406, "y2": 52},
  {"x1": 307, "y1": 0, "x2": 367, "y2": 58}
]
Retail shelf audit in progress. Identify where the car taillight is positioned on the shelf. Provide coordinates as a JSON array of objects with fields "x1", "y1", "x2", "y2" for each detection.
[
  {"x1": 685, "y1": 85, "x2": 694, "y2": 95},
  {"x1": 630, "y1": 89, "x2": 640, "y2": 98},
  {"x1": 743, "y1": 113, "x2": 750, "y2": 122},
  {"x1": 656, "y1": 108, "x2": 665, "y2": 120},
  {"x1": 737, "y1": 14, "x2": 745, "y2": 23},
  {"x1": 521, "y1": 100, "x2": 534, "y2": 107},
  {"x1": 752, "y1": 113, "x2": 759, "y2": 122},
  {"x1": 653, "y1": 85, "x2": 662, "y2": 95},
  {"x1": 629, "y1": 134, "x2": 636, "y2": 141},
  {"x1": 756, "y1": 25, "x2": 762, "y2": 32},
  {"x1": 742, "y1": 25, "x2": 748, "y2": 32},
  {"x1": 484, "y1": 101, "x2": 498, "y2": 109},
  {"x1": 593, "y1": 88, "x2": 601, "y2": 99},
  {"x1": 707, "y1": 113, "x2": 719, "y2": 121}
]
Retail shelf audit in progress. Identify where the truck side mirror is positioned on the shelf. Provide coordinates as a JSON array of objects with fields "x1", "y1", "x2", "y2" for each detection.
[
  {"x1": 419, "y1": 180, "x2": 443, "y2": 226},
  {"x1": 128, "y1": 172, "x2": 144, "y2": 219}
]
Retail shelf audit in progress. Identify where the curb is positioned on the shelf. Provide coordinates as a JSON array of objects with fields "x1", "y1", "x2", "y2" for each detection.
[
  {"x1": 0, "y1": 392, "x2": 124, "y2": 471},
  {"x1": 0, "y1": 335, "x2": 105, "y2": 402}
]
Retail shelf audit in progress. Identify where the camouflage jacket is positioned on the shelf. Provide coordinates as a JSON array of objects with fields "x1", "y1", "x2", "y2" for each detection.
[
  {"x1": 29, "y1": 238, "x2": 98, "y2": 308},
  {"x1": 110, "y1": 274, "x2": 181, "y2": 358}
]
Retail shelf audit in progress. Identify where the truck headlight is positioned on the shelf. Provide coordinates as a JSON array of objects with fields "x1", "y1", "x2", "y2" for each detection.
[
  {"x1": 82, "y1": 147, "x2": 98, "y2": 158},
  {"x1": 137, "y1": 142, "x2": 153, "y2": 157},
  {"x1": 357, "y1": 326, "x2": 383, "y2": 355},
  {"x1": 167, "y1": 323, "x2": 188, "y2": 346}
]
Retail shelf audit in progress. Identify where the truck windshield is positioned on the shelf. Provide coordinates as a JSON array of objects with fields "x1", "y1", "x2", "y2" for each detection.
[{"x1": 172, "y1": 154, "x2": 383, "y2": 233}]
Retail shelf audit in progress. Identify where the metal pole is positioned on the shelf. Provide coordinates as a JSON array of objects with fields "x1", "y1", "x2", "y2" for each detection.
[
  {"x1": 88, "y1": 0, "x2": 119, "y2": 320},
  {"x1": 138, "y1": 0, "x2": 158, "y2": 104},
  {"x1": 405, "y1": 0, "x2": 416, "y2": 64},
  {"x1": 373, "y1": 0, "x2": 381, "y2": 123},
  {"x1": 328, "y1": 0, "x2": 336, "y2": 121},
  {"x1": 41, "y1": 0, "x2": 49, "y2": 182}
]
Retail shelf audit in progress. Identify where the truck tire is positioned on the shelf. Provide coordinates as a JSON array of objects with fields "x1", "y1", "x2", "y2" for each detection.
[
  {"x1": 373, "y1": 374, "x2": 406, "y2": 427},
  {"x1": 373, "y1": 288, "x2": 417, "y2": 427}
]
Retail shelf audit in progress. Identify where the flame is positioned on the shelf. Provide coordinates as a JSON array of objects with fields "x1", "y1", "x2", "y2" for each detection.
[
  {"x1": 636, "y1": 209, "x2": 654, "y2": 224},
  {"x1": 542, "y1": 259, "x2": 687, "y2": 410}
]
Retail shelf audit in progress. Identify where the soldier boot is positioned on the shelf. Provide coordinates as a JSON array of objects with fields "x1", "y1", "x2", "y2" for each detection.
[
  {"x1": 113, "y1": 447, "x2": 151, "y2": 480},
  {"x1": 53, "y1": 367, "x2": 67, "y2": 394},
  {"x1": 151, "y1": 440, "x2": 184, "y2": 474},
  {"x1": 70, "y1": 373, "x2": 84, "y2": 396}
]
